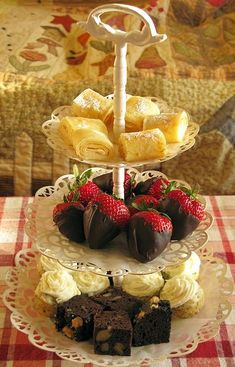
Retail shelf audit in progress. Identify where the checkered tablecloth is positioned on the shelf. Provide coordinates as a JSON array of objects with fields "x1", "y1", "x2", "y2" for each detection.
[{"x1": 0, "y1": 196, "x2": 234, "y2": 367}]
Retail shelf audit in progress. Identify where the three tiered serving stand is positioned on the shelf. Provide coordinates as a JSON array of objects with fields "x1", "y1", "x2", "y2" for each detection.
[{"x1": 3, "y1": 4, "x2": 233, "y2": 366}]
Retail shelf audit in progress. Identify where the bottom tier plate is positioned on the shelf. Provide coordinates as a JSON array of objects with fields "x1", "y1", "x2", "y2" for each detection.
[{"x1": 3, "y1": 249, "x2": 233, "y2": 367}]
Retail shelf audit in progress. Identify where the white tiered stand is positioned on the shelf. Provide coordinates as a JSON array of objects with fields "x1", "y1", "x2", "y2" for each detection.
[{"x1": 3, "y1": 4, "x2": 233, "y2": 367}]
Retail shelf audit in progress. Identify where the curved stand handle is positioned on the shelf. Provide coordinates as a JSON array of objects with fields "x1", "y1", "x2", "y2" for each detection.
[
  {"x1": 79, "y1": 3, "x2": 167, "y2": 46},
  {"x1": 79, "y1": 4, "x2": 167, "y2": 199}
]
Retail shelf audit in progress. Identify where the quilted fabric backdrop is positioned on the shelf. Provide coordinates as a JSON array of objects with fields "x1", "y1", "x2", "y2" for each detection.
[{"x1": 0, "y1": 0, "x2": 235, "y2": 196}]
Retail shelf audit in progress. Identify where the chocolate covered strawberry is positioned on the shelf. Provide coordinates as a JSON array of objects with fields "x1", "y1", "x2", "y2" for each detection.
[
  {"x1": 84, "y1": 193, "x2": 130, "y2": 249},
  {"x1": 128, "y1": 210, "x2": 172, "y2": 263},
  {"x1": 147, "y1": 177, "x2": 171, "y2": 199},
  {"x1": 66, "y1": 167, "x2": 100, "y2": 206},
  {"x1": 53, "y1": 201, "x2": 85, "y2": 243},
  {"x1": 134, "y1": 177, "x2": 171, "y2": 199},
  {"x1": 92, "y1": 171, "x2": 134, "y2": 199},
  {"x1": 128, "y1": 194, "x2": 159, "y2": 216},
  {"x1": 159, "y1": 188, "x2": 205, "y2": 240}
]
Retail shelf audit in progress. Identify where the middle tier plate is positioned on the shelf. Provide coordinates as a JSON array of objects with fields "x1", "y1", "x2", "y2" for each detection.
[{"x1": 24, "y1": 169, "x2": 213, "y2": 276}]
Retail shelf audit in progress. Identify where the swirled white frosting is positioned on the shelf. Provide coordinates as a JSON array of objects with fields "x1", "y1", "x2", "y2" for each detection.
[
  {"x1": 160, "y1": 274, "x2": 199, "y2": 308},
  {"x1": 164, "y1": 251, "x2": 201, "y2": 279},
  {"x1": 72, "y1": 271, "x2": 109, "y2": 296},
  {"x1": 122, "y1": 272, "x2": 164, "y2": 297},
  {"x1": 35, "y1": 270, "x2": 81, "y2": 305},
  {"x1": 37, "y1": 255, "x2": 71, "y2": 274}
]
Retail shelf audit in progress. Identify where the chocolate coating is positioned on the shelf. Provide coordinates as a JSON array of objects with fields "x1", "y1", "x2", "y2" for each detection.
[
  {"x1": 159, "y1": 198, "x2": 200, "y2": 240},
  {"x1": 128, "y1": 216, "x2": 171, "y2": 263},
  {"x1": 83, "y1": 203, "x2": 121, "y2": 249},
  {"x1": 134, "y1": 177, "x2": 156, "y2": 195},
  {"x1": 54, "y1": 206, "x2": 85, "y2": 243},
  {"x1": 92, "y1": 172, "x2": 113, "y2": 194}
]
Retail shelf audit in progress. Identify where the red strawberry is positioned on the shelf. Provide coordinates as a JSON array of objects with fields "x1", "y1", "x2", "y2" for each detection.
[
  {"x1": 92, "y1": 171, "x2": 134, "y2": 198},
  {"x1": 159, "y1": 188, "x2": 205, "y2": 240},
  {"x1": 147, "y1": 177, "x2": 171, "y2": 199},
  {"x1": 84, "y1": 193, "x2": 130, "y2": 249},
  {"x1": 128, "y1": 210, "x2": 172, "y2": 263},
  {"x1": 128, "y1": 194, "x2": 159, "y2": 216},
  {"x1": 66, "y1": 167, "x2": 101, "y2": 206},
  {"x1": 53, "y1": 201, "x2": 85, "y2": 243}
]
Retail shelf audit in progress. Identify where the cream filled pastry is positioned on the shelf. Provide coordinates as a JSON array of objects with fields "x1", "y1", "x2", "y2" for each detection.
[
  {"x1": 59, "y1": 116, "x2": 108, "y2": 144},
  {"x1": 37, "y1": 255, "x2": 72, "y2": 275},
  {"x1": 72, "y1": 271, "x2": 110, "y2": 296},
  {"x1": 72, "y1": 128, "x2": 114, "y2": 161},
  {"x1": 125, "y1": 96, "x2": 160, "y2": 132},
  {"x1": 160, "y1": 274, "x2": 204, "y2": 318},
  {"x1": 35, "y1": 270, "x2": 81, "y2": 305},
  {"x1": 163, "y1": 251, "x2": 201, "y2": 280},
  {"x1": 72, "y1": 88, "x2": 112, "y2": 121},
  {"x1": 119, "y1": 128, "x2": 167, "y2": 162},
  {"x1": 122, "y1": 272, "x2": 164, "y2": 297},
  {"x1": 143, "y1": 110, "x2": 189, "y2": 143}
]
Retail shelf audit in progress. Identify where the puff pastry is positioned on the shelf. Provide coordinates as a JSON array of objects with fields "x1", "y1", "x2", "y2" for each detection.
[
  {"x1": 59, "y1": 116, "x2": 108, "y2": 144},
  {"x1": 72, "y1": 88, "x2": 112, "y2": 121},
  {"x1": 119, "y1": 128, "x2": 166, "y2": 162},
  {"x1": 72, "y1": 128, "x2": 114, "y2": 161},
  {"x1": 143, "y1": 111, "x2": 189, "y2": 143},
  {"x1": 125, "y1": 96, "x2": 160, "y2": 132}
]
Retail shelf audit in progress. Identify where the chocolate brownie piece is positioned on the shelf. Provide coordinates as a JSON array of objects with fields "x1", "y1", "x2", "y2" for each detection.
[
  {"x1": 132, "y1": 296, "x2": 171, "y2": 346},
  {"x1": 55, "y1": 295, "x2": 104, "y2": 341},
  {"x1": 91, "y1": 287, "x2": 143, "y2": 319},
  {"x1": 93, "y1": 311, "x2": 132, "y2": 356}
]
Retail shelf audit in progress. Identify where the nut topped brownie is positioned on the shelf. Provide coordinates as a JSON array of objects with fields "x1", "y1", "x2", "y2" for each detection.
[
  {"x1": 132, "y1": 296, "x2": 171, "y2": 346},
  {"x1": 91, "y1": 287, "x2": 143, "y2": 319},
  {"x1": 55, "y1": 294, "x2": 104, "y2": 341},
  {"x1": 94, "y1": 311, "x2": 132, "y2": 356}
]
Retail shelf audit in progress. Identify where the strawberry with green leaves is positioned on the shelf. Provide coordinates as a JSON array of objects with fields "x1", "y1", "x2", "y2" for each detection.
[
  {"x1": 128, "y1": 194, "x2": 159, "y2": 216},
  {"x1": 84, "y1": 192, "x2": 130, "y2": 249},
  {"x1": 66, "y1": 166, "x2": 101, "y2": 207},
  {"x1": 159, "y1": 187, "x2": 205, "y2": 240},
  {"x1": 128, "y1": 210, "x2": 172, "y2": 263},
  {"x1": 92, "y1": 171, "x2": 135, "y2": 199},
  {"x1": 134, "y1": 177, "x2": 171, "y2": 199}
]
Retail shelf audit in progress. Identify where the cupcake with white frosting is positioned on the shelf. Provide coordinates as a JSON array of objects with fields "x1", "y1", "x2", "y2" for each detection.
[
  {"x1": 72, "y1": 271, "x2": 110, "y2": 296},
  {"x1": 122, "y1": 272, "x2": 164, "y2": 298},
  {"x1": 160, "y1": 274, "x2": 204, "y2": 318},
  {"x1": 35, "y1": 270, "x2": 81, "y2": 316},
  {"x1": 37, "y1": 255, "x2": 72, "y2": 275},
  {"x1": 163, "y1": 251, "x2": 201, "y2": 280}
]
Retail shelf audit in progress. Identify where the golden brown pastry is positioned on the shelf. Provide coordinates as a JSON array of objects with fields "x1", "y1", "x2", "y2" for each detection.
[
  {"x1": 125, "y1": 96, "x2": 160, "y2": 132},
  {"x1": 119, "y1": 128, "x2": 166, "y2": 162},
  {"x1": 59, "y1": 116, "x2": 108, "y2": 144},
  {"x1": 72, "y1": 88, "x2": 112, "y2": 121},
  {"x1": 72, "y1": 128, "x2": 114, "y2": 161},
  {"x1": 143, "y1": 110, "x2": 189, "y2": 143}
]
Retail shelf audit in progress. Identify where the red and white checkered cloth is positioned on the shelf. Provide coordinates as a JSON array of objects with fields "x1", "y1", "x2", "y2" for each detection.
[{"x1": 0, "y1": 196, "x2": 234, "y2": 367}]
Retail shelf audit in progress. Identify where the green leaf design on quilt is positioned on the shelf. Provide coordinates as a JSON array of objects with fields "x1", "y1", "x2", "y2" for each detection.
[
  {"x1": 28, "y1": 65, "x2": 50, "y2": 72},
  {"x1": 223, "y1": 17, "x2": 235, "y2": 45},
  {"x1": 208, "y1": 45, "x2": 235, "y2": 66},
  {"x1": 90, "y1": 40, "x2": 114, "y2": 54},
  {"x1": 202, "y1": 24, "x2": 221, "y2": 39},
  {"x1": 8, "y1": 55, "x2": 25, "y2": 72},
  {"x1": 172, "y1": 41, "x2": 201, "y2": 63}
]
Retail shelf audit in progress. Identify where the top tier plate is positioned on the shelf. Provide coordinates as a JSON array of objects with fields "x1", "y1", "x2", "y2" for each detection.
[{"x1": 42, "y1": 96, "x2": 200, "y2": 168}]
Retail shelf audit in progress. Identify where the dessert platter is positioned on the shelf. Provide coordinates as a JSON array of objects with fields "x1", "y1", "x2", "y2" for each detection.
[{"x1": 3, "y1": 3, "x2": 233, "y2": 366}]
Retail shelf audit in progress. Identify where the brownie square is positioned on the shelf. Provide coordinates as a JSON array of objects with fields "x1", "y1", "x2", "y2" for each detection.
[
  {"x1": 91, "y1": 287, "x2": 143, "y2": 319},
  {"x1": 55, "y1": 295, "x2": 104, "y2": 341},
  {"x1": 132, "y1": 297, "x2": 171, "y2": 346},
  {"x1": 93, "y1": 311, "x2": 132, "y2": 356}
]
